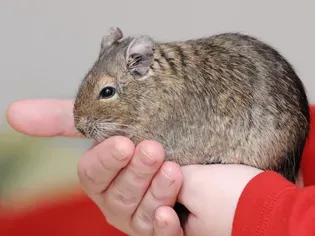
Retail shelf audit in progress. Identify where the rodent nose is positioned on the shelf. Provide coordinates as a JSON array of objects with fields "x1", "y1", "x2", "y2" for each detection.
[{"x1": 75, "y1": 117, "x2": 88, "y2": 136}]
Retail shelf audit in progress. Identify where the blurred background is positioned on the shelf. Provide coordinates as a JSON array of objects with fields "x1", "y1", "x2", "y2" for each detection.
[{"x1": 0, "y1": 0, "x2": 314, "y2": 218}]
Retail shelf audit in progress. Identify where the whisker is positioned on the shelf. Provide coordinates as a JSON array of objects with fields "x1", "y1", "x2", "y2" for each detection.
[
  {"x1": 94, "y1": 132, "x2": 103, "y2": 143},
  {"x1": 75, "y1": 120, "x2": 136, "y2": 142},
  {"x1": 97, "y1": 121, "x2": 130, "y2": 126},
  {"x1": 97, "y1": 123, "x2": 131, "y2": 129}
]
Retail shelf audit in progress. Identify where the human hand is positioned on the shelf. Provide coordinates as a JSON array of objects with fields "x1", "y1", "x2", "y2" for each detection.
[
  {"x1": 77, "y1": 137, "x2": 184, "y2": 236},
  {"x1": 176, "y1": 163, "x2": 303, "y2": 236},
  {"x1": 176, "y1": 164, "x2": 263, "y2": 236},
  {"x1": 6, "y1": 100, "x2": 184, "y2": 236}
]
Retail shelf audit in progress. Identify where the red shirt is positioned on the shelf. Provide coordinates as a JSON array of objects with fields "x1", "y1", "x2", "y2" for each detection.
[{"x1": 232, "y1": 107, "x2": 315, "y2": 236}]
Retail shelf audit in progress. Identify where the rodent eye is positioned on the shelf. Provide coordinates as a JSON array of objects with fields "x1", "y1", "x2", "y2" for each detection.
[{"x1": 99, "y1": 86, "x2": 116, "y2": 99}]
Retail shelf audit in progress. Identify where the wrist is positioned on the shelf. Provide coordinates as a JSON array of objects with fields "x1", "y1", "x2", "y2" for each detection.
[{"x1": 180, "y1": 164, "x2": 263, "y2": 236}]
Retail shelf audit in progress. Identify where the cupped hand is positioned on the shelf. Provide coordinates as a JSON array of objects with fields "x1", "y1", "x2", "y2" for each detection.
[
  {"x1": 78, "y1": 137, "x2": 184, "y2": 235},
  {"x1": 6, "y1": 99, "x2": 184, "y2": 236}
]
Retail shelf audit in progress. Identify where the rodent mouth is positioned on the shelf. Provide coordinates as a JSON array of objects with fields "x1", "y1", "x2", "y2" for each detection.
[
  {"x1": 76, "y1": 127, "x2": 86, "y2": 136},
  {"x1": 91, "y1": 139, "x2": 100, "y2": 148},
  {"x1": 75, "y1": 120, "x2": 131, "y2": 144}
]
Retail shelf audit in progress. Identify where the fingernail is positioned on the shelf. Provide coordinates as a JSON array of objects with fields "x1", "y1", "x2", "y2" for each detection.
[
  {"x1": 140, "y1": 147, "x2": 155, "y2": 166},
  {"x1": 155, "y1": 215, "x2": 166, "y2": 228},
  {"x1": 161, "y1": 169, "x2": 175, "y2": 186},
  {"x1": 113, "y1": 144, "x2": 129, "y2": 161}
]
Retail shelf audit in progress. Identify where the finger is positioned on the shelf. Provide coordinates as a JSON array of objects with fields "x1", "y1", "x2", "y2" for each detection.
[
  {"x1": 102, "y1": 140, "x2": 165, "y2": 226},
  {"x1": 154, "y1": 206, "x2": 184, "y2": 236},
  {"x1": 6, "y1": 99, "x2": 82, "y2": 138},
  {"x1": 78, "y1": 136, "x2": 135, "y2": 197},
  {"x1": 132, "y1": 161, "x2": 183, "y2": 233}
]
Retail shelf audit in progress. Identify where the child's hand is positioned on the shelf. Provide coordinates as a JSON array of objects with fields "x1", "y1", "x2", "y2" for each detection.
[
  {"x1": 77, "y1": 137, "x2": 184, "y2": 236},
  {"x1": 178, "y1": 164, "x2": 263, "y2": 235}
]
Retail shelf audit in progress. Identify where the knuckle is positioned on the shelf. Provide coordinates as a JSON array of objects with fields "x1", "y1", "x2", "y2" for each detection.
[
  {"x1": 133, "y1": 210, "x2": 154, "y2": 233},
  {"x1": 136, "y1": 209, "x2": 154, "y2": 225},
  {"x1": 131, "y1": 169, "x2": 148, "y2": 181},
  {"x1": 149, "y1": 187, "x2": 170, "y2": 203},
  {"x1": 77, "y1": 151, "x2": 100, "y2": 184},
  {"x1": 96, "y1": 149, "x2": 114, "y2": 173},
  {"x1": 149, "y1": 175, "x2": 176, "y2": 202},
  {"x1": 111, "y1": 184, "x2": 138, "y2": 207},
  {"x1": 128, "y1": 164, "x2": 153, "y2": 181},
  {"x1": 82, "y1": 170, "x2": 107, "y2": 195},
  {"x1": 77, "y1": 158, "x2": 107, "y2": 193},
  {"x1": 77, "y1": 157, "x2": 98, "y2": 185}
]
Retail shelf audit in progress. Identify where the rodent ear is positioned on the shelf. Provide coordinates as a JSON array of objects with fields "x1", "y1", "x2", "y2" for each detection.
[
  {"x1": 126, "y1": 36, "x2": 155, "y2": 79},
  {"x1": 101, "y1": 26, "x2": 123, "y2": 50}
]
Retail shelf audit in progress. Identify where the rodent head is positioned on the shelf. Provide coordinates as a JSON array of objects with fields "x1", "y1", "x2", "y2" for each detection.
[{"x1": 73, "y1": 27, "x2": 158, "y2": 142}]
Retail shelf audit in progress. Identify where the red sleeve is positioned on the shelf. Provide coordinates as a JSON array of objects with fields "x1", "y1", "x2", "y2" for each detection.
[{"x1": 232, "y1": 171, "x2": 315, "y2": 236}]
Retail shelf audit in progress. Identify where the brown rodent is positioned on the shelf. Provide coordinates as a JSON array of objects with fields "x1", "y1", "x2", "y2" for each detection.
[{"x1": 73, "y1": 26, "x2": 310, "y2": 184}]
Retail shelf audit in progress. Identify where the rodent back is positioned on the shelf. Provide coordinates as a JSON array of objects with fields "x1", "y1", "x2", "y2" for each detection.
[
  {"x1": 151, "y1": 34, "x2": 309, "y2": 132},
  {"x1": 134, "y1": 33, "x2": 310, "y2": 170}
]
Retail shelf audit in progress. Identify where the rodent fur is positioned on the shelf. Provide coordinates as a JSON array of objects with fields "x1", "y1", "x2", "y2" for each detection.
[{"x1": 73, "y1": 27, "x2": 310, "y2": 184}]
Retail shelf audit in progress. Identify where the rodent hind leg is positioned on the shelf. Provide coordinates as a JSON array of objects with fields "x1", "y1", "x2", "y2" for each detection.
[
  {"x1": 205, "y1": 158, "x2": 223, "y2": 165},
  {"x1": 204, "y1": 155, "x2": 239, "y2": 165}
]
